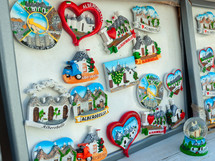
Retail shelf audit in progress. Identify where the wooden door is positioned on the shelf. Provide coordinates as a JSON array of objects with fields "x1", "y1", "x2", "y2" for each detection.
[
  {"x1": 77, "y1": 106, "x2": 81, "y2": 115},
  {"x1": 48, "y1": 106, "x2": 54, "y2": 121},
  {"x1": 100, "y1": 100, "x2": 104, "y2": 108},
  {"x1": 109, "y1": 80, "x2": 113, "y2": 88},
  {"x1": 63, "y1": 105, "x2": 68, "y2": 119},
  {"x1": 152, "y1": 45, "x2": 155, "y2": 53},
  {"x1": 89, "y1": 102, "x2": 92, "y2": 110},
  {"x1": 33, "y1": 107, "x2": 39, "y2": 122},
  {"x1": 67, "y1": 158, "x2": 72, "y2": 161},
  {"x1": 123, "y1": 73, "x2": 127, "y2": 83},
  {"x1": 141, "y1": 47, "x2": 144, "y2": 56}
]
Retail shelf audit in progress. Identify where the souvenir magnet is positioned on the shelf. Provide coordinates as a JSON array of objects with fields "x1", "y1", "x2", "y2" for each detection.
[
  {"x1": 137, "y1": 73, "x2": 164, "y2": 110},
  {"x1": 196, "y1": 12, "x2": 215, "y2": 34},
  {"x1": 103, "y1": 56, "x2": 139, "y2": 93},
  {"x1": 62, "y1": 49, "x2": 99, "y2": 84},
  {"x1": 58, "y1": 1, "x2": 103, "y2": 46},
  {"x1": 201, "y1": 72, "x2": 215, "y2": 96},
  {"x1": 164, "y1": 69, "x2": 183, "y2": 98},
  {"x1": 70, "y1": 83, "x2": 109, "y2": 123},
  {"x1": 25, "y1": 79, "x2": 71, "y2": 129},
  {"x1": 107, "y1": 111, "x2": 141, "y2": 157},
  {"x1": 99, "y1": 12, "x2": 136, "y2": 54},
  {"x1": 140, "y1": 106, "x2": 167, "y2": 136},
  {"x1": 77, "y1": 126, "x2": 107, "y2": 161},
  {"x1": 133, "y1": 34, "x2": 161, "y2": 65},
  {"x1": 204, "y1": 97, "x2": 215, "y2": 124},
  {"x1": 180, "y1": 117, "x2": 208, "y2": 156},
  {"x1": 132, "y1": 6, "x2": 160, "y2": 33},
  {"x1": 10, "y1": 0, "x2": 62, "y2": 50},
  {"x1": 32, "y1": 137, "x2": 76, "y2": 161},
  {"x1": 198, "y1": 47, "x2": 214, "y2": 73}
]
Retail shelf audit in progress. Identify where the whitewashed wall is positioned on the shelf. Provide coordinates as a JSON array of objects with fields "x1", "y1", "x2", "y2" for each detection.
[{"x1": 9, "y1": 0, "x2": 184, "y2": 157}]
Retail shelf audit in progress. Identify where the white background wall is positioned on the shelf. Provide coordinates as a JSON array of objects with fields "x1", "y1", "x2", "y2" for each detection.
[{"x1": 9, "y1": 0, "x2": 185, "y2": 158}]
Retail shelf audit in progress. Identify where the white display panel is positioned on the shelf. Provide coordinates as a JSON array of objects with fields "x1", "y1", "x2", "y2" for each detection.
[{"x1": 8, "y1": 0, "x2": 184, "y2": 157}]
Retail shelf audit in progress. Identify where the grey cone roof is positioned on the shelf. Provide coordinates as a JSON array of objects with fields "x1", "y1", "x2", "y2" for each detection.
[{"x1": 108, "y1": 15, "x2": 129, "y2": 30}]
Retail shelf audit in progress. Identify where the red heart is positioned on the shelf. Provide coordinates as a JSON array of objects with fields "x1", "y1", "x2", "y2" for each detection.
[
  {"x1": 180, "y1": 112, "x2": 185, "y2": 119},
  {"x1": 107, "y1": 111, "x2": 141, "y2": 157},
  {"x1": 107, "y1": 27, "x2": 116, "y2": 39},
  {"x1": 58, "y1": 1, "x2": 103, "y2": 46},
  {"x1": 147, "y1": 114, "x2": 154, "y2": 125}
]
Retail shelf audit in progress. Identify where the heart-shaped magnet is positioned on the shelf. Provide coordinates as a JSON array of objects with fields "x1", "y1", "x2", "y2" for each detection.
[
  {"x1": 164, "y1": 69, "x2": 183, "y2": 98},
  {"x1": 106, "y1": 111, "x2": 141, "y2": 157},
  {"x1": 58, "y1": 1, "x2": 103, "y2": 46},
  {"x1": 198, "y1": 47, "x2": 214, "y2": 73},
  {"x1": 147, "y1": 114, "x2": 154, "y2": 125}
]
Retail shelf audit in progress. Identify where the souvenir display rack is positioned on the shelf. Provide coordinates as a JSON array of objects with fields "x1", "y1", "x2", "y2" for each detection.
[{"x1": 0, "y1": 0, "x2": 189, "y2": 161}]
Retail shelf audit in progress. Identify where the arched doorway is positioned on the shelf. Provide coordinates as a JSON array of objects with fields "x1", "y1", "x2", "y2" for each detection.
[
  {"x1": 33, "y1": 107, "x2": 39, "y2": 122},
  {"x1": 48, "y1": 106, "x2": 54, "y2": 121},
  {"x1": 63, "y1": 105, "x2": 68, "y2": 119}
]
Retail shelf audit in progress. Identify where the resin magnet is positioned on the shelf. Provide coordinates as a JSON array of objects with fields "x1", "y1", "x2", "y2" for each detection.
[
  {"x1": 62, "y1": 49, "x2": 99, "y2": 84},
  {"x1": 204, "y1": 97, "x2": 215, "y2": 124},
  {"x1": 137, "y1": 73, "x2": 164, "y2": 110},
  {"x1": 103, "y1": 56, "x2": 139, "y2": 93},
  {"x1": 58, "y1": 1, "x2": 103, "y2": 46},
  {"x1": 25, "y1": 79, "x2": 70, "y2": 129},
  {"x1": 107, "y1": 111, "x2": 141, "y2": 157},
  {"x1": 201, "y1": 72, "x2": 215, "y2": 96},
  {"x1": 32, "y1": 137, "x2": 76, "y2": 161},
  {"x1": 77, "y1": 127, "x2": 107, "y2": 161},
  {"x1": 196, "y1": 12, "x2": 215, "y2": 34},
  {"x1": 132, "y1": 6, "x2": 160, "y2": 33},
  {"x1": 10, "y1": 0, "x2": 62, "y2": 50},
  {"x1": 99, "y1": 12, "x2": 136, "y2": 54},
  {"x1": 133, "y1": 34, "x2": 161, "y2": 65},
  {"x1": 140, "y1": 106, "x2": 167, "y2": 136},
  {"x1": 180, "y1": 117, "x2": 208, "y2": 156},
  {"x1": 164, "y1": 69, "x2": 183, "y2": 98},
  {"x1": 70, "y1": 83, "x2": 109, "y2": 123},
  {"x1": 198, "y1": 47, "x2": 214, "y2": 73}
]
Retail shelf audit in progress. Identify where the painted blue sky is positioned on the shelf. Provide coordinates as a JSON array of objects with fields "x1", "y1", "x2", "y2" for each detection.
[
  {"x1": 196, "y1": 11, "x2": 215, "y2": 21},
  {"x1": 29, "y1": 13, "x2": 47, "y2": 32},
  {"x1": 104, "y1": 56, "x2": 136, "y2": 71},
  {"x1": 208, "y1": 72, "x2": 215, "y2": 82},
  {"x1": 33, "y1": 137, "x2": 74, "y2": 154},
  {"x1": 184, "y1": 136, "x2": 205, "y2": 145},
  {"x1": 112, "y1": 117, "x2": 138, "y2": 140},
  {"x1": 139, "y1": 73, "x2": 160, "y2": 88},
  {"x1": 18, "y1": 0, "x2": 50, "y2": 6},
  {"x1": 11, "y1": 2, "x2": 29, "y2": 21},
  {"x1": 200, "y1": 74, "x2": 210, "y2": 84},
  {"x1": 199, "y1": 47, "x2": 214, "y2": 58},
  {"x1": 148, "y1": 84, "x2": 157, "y2": 96},
  {"x1": 166, "y1": 70, "x2": 182, "y2": 83},
  {"x1": 205, "y1": 98, "x2": 214, "y2": 109},
  {"x1": 132, "y1": 6, "x2": 159, "y2": 18},
  {"x1": 70, "y1": 83, "x2": 104, "y2": 98}
]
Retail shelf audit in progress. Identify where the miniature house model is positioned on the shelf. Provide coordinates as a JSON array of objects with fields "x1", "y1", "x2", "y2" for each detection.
[
  {"x1": 196, "y1": 12, "x2": 215, "y2": 34},
  {"x1": 205, "y1": 98, "x2": 215, "y2": 123},
  {"x1": 189, "y1": 121, "x2": 201, "y2": 138},
  {"x1": 25, "y1": 79, "x2": 71, "y2": 129}
]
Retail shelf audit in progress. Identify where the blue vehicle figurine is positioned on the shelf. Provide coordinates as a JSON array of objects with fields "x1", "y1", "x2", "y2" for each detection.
[{"x1": 62, "y1": 50, "x2": 99, "y2": 84}]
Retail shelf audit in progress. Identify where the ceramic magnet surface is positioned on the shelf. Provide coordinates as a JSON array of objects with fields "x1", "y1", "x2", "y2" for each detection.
[
  {"x1": 201, "y1": 72, "x2": 215, "y2": 96},
  {"x1": 204, "y1": 97, "x2": 215, "y2": 124},
  {"x1": 196, "y1": 12, "x2": 215, "y2": 34},
  {"x1": 106, "y1": 111, "x2": 141, "y2": 157},
  {"x1": 164, "y1": 69, "x2": 183, "y2": 98},
  {"x1": 10, "y1": 0, "x2": 62, "y2": 50},
  {"x1": 137, "y1": 73, "x2": 164, "y2": 110},
  {"x1": 132, "y1": 6, "x2": 160, "y2": 33},
  {"x1": 198, "y1": 47, "x2": 214, "y2": 73}
]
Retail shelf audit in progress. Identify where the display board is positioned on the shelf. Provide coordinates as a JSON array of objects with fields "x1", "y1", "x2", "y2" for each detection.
[{"x1": 3, "y1": 0, "x2": 186, "y2": 160}]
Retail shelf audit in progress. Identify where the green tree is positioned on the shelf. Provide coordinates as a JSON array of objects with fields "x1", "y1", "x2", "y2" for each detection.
[
  {"x1": 111, "y1": 69, "x2": 124, "y2": 86},
  {"x1": 97, "y1": 138, "x2": 104, "y2": 152},
  {"x1": 39, "y1": 110, "x2": 45, "y2": 120},
  {"x1": 141, "y1": 128, "x2": 148, "y2": 135},
  {"x1": 133, "y1": 52, "x2": 141, "y2": 59},
  {"x1": 133, "y1": 72, "x2": 138, "y2": 80},
  {"x1": 53, "y1": 108, "x2": 61, "y2": 118}
]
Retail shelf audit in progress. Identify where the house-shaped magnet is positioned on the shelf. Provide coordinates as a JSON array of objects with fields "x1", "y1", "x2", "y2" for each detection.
[
  {"x1": 99, "y1": 12, "x2": 136, "y2": 54},
  {"x1": 205, "y1": 97, "x2": 215, "y2": 124},
  {"x1": 201, "y1": 72, "x2": 215, "y2": 96},
  {"x1": 25, "y1": 79, "x2": 71, "y2": 129},
  {"x1": 132, "y1": 6, "x2": 160, "y2": 33},
  {"x1": 103, "y1": 56, "x2": 139, "y2": 93},
  {"x1": 196, "y1": 12, "x2": 215, "y2": 34},
  {"x1": 62, "y1": 49, "x2": 99, "y2": 84},
  {"x1": 198, "y1": 47, "x2": 214, "y2": 73},
  {"x1": 70, "y1": 83, "x2": 109, "y2": 123}
]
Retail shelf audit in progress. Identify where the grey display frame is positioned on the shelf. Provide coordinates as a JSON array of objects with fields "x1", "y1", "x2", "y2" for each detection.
[{"x1": 0, "y1": 1, "x2": 189, "y2": 161}]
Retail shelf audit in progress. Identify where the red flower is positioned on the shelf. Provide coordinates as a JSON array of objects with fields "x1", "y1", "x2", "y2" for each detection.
[
  {"x1": 112, "y1": 16, "x2": 115, "y2": 19},
  {"x1": 180, "y1": 112, "x2": 185, "y2": 119},
  {"x1": 90, "y1": 66, "x2": 93, "y2": 68},
  {"x1": 90, "y1": 60, "x2": 94, "y2": 64}
]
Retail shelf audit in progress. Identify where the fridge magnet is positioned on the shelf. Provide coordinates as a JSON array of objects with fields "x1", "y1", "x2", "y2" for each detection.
[
  {"x1": 70, "y1": 83, "x2": 109, "y2": 123},
  {"x1": 164, "y1": 69, "x2": 183, "y2": 98},
  {"x1": 133, "y1": 34, "x2": 161, "y2": 65},
  {"x1": 198, "y1": 47, "x2": 214, "y2": 73},
  {"x1": 99, "y1": 12, "x2": 136, "y2": 54},
  {"x1": 201, "y1": 72, "x2": 215, "y2": 96},
  {"x1": 103, "y1": 56, "x2": 139, "y2": 93},
  {"x1": 62, "y1": 49, "x2": 99, "y2": 84},
  {"x1": 180, "y1": 117, "x2": 208, "y2": 156},
  {"x1": 25, "y1": 79, "x2": 71, "y2": 129},
  {"x1": 196, "y1": 11, "x2": 215, "y2": 34},
  {"x1": 132, "y1": 6, "x2": 160, "y2": 33},
  {"x1": 32, "y1": 137, "x2": 76, "y2": 161},
  {"x1": 166, "y1": 99, "x2": 185, "y2": 129},
  {"x1": 58, "y1": 1, "x2": 103, "y2": 46},
  {"x1": 77, "y1": 126, "x2": 107, "y2": 161},
  {"x1": 106, "y1": 111, "x2": 141, "y2": 157},
  {"x1": 204, "y1": 97, "x2": 215, "y2": 124},
  {"x1": 137, "y1": 73, "x2": 164, "y2": 110},
  {"x1": 10, "y1": 0, "x2": 62, "y2": 50},
  {"x1": 140, "y1": 106, "x2": 167, "y2": 136}
]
